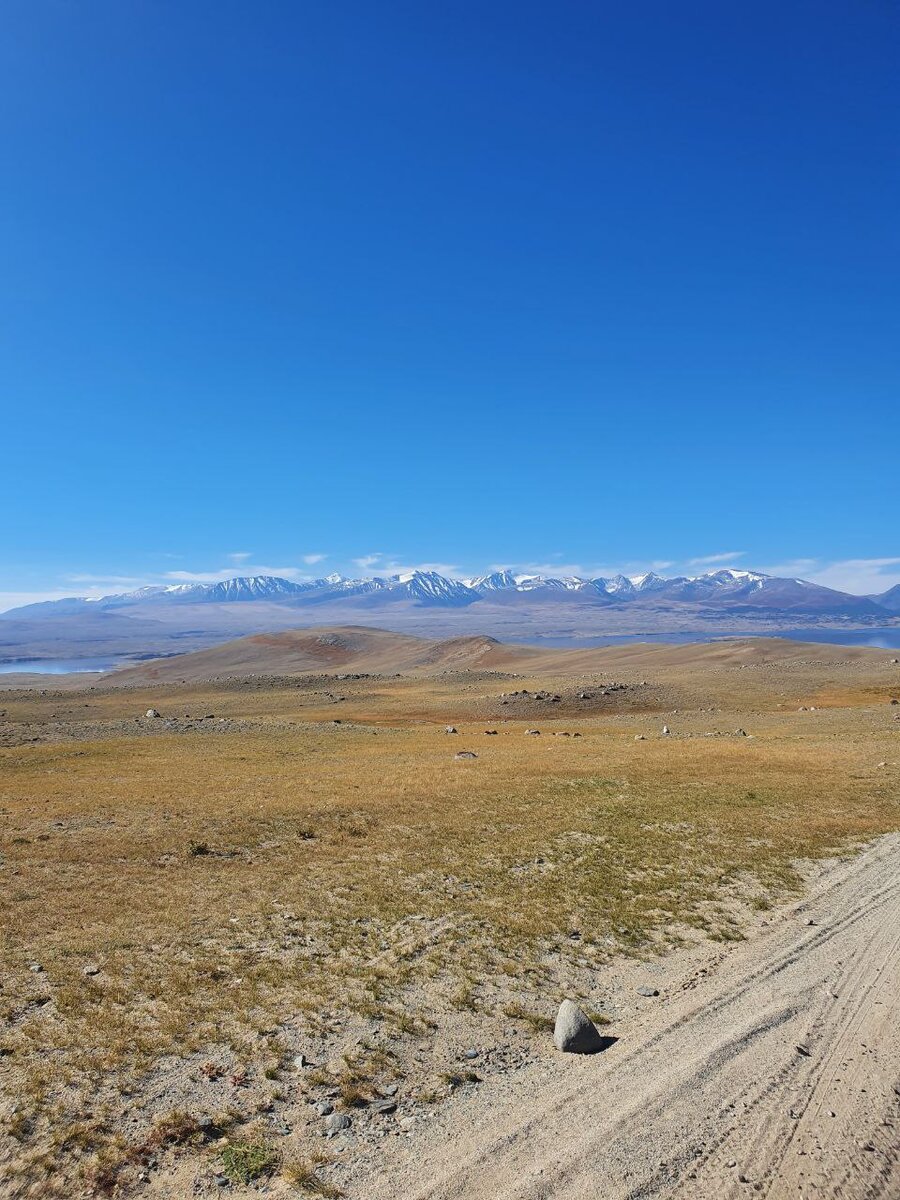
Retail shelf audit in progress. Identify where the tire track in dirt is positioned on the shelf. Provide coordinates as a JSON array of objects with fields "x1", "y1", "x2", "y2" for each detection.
[{"x1": 376, "y1": 835, "x2": 900, "y2": 1200}]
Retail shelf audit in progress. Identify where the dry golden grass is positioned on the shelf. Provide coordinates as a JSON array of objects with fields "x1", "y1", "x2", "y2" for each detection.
[{"x1": 1, "y1": 653, "x2": 899, "y2": 1195}]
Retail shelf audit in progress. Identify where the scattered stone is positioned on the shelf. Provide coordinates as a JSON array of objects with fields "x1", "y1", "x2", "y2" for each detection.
[
  {"x1": 463, "y1": 1048, "x2": 479, "y2": 1060},
  {"x1": 370, "y1": 1098, "x2": 397, "y2": 1115},
  {"x1": 292, "y1": 1054, "x2": 308, "y2": 1070},
  {"x1": 661, "y1": 725, "x2": 669, "y2": 736},
  {"x1": 28, "y1": 963, "x2": 43, "y2": 973},
  {"x1": 82, "y1": 963, "x2": 100, "y2": 977},
  {"x1": 399, "y1": 1116, "x2": 416, "y2": 1132},
  {"x1": 635, "y1": 734, "x2": 645, "y2": 741},
  {"x1": 796, "y1": 1044, "x2": 811, "y2": 1057},
  {"x1": 315, "y1": 1102, "x2": 334, "y2": 1116},
  {"x1": 445, "y1": 726, "x2": 457, "y2": 734},
  {"x1": 579, "y1": 692, "x2": 591, "y2": 700},
  {"x1": 636, "y1": 985, "x2": 659, "y2": 997},
  {"x1": 553, "y1": 999, "x2": 606, "y2": 1054},
  {"x1": 525, "y1": 729, "x2": 541, "y2": 736},
  {"x1": 454, "y1": 751, "x2": 478, "y2": 760},
  {"x1": 379, "y1": 1083, "x2": 399, "y2": 1097},
  {"x1": 484, "y1": 729, "x2": 498, "y2": 735},
  {"x1": 324, "y1": 1112, "x2": 351, "y2": 1136},
  {"x1": 734, "y1": 728, "x2": 748, "y2": 737},
  {"x1": 145, "y1": 709, "x2": 160, "y2": 719}
]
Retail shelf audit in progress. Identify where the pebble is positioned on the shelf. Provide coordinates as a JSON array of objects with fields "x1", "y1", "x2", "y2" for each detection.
[
  {"x1": 315, "y1": 1102, "x2": 334, "y2": 1116},
  {"x1": 637, "y1": 985, "x2": 659, "y2": 997},
  {"x1": 82, "y1": 963, "x2": 100, "y2": 976}
]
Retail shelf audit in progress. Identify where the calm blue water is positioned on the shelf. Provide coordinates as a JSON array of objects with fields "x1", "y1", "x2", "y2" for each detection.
[
  {"x1": 520, "y1": 627, "x2": 900, "y2": 650},
  {"x1": 0, "y1": 657, "x2": 117, "y2": 675},
  {"x1": 2, "y1": 627, "x2": 899, "y2": 673}
]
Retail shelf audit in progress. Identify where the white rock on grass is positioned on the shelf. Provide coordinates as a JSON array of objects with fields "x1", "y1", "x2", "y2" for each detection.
[{"x1": 553, "y1": 999, "x2": 605, "y2": 1054}]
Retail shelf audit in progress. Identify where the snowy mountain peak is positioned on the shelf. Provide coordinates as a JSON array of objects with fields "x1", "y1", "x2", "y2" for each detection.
[
  {"x1": 2, "y1": 565, "x2": 891, "y2": 622},
  {"x1": 700, "y1": 568, "x2": 767, "y2": 585},
  {"x1": 469, "y1": 570, "x2": 519, "y2": 591},
  {"x1": 392, "y1": 570, "x2": 475, "y2": 603}
]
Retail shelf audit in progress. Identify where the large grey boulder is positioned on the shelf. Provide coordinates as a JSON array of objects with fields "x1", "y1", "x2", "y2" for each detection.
[{"x1": 553, "y1": 999, "x2": 605, "y2": 1054}]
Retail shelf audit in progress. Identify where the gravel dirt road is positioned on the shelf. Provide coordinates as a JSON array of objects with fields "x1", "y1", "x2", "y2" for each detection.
[{"x1": 372, "y1": 834, "x2": 900, "y2": 1200}]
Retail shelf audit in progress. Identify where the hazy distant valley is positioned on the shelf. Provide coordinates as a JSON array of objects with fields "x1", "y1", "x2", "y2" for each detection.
[{"x1": 2, "y1": 567, "x2": 899, "y2": 668}]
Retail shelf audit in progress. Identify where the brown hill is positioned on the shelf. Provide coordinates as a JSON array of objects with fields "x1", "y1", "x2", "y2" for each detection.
[{"x1": 107, "y1": 625, "x2": 891, "y2": 685}]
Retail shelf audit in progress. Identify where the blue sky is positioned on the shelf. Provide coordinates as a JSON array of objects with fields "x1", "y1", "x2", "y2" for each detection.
[{"x1": 2, "y1": 0, "x2": 899, "y2": 609}]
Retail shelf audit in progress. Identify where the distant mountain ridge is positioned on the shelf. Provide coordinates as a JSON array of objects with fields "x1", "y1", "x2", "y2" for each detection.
[
  {"x1": 4, "y1": 566, "x2": 893, "y2": 619},
  {"x1": 2, "y1": 566, "x2": 897, "y2": 668}
]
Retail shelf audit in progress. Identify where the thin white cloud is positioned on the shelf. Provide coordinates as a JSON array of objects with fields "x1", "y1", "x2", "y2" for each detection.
[
  {"x1": 66, "y1": 574, "x2": 150, "y2": 588},
  {"x1": 758, "y1": 557, "x2": 900, "y2": 596},
  {"x1": 687, "y1": 551, "x2": 746, "y2": 566},
  {"x1": 353, "y1": 553, "x2": 383, "y2": 571},
  {"x1": 227, "y1": 551, "x2": 252, "y2": 563},
  {"x1": 165, "y1": 564, "x2": 315, "y2": 583},
  {"x1": 302, "y1": 553, "x2": 328, "y2": 565}
]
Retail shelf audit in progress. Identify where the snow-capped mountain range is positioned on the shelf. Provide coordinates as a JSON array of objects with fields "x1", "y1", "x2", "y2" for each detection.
[{"x1": 5, "y1": 567, "x2": 896, "y2": 618}]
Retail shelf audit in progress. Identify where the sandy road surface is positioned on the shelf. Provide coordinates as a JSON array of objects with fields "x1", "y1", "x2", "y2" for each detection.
[{"x1": 371, "y1": 835, "x2": 900, "y2": 1200}]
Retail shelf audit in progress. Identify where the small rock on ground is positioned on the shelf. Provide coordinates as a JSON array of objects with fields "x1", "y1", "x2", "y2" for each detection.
[{"x1": 553, "y1": 999, "x2": 606, "y2": 1054}]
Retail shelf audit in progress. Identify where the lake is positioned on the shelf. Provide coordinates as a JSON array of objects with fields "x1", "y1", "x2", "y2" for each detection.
[
  {"x1": 0, "y1": 657, "x2": 119, "y2": 675},
  {"x1": 514, "y1": 627, "x2": 900, "y2": 651},
  {"x1": 2, "y1": 626, "x2": 899, "y2": 675}
]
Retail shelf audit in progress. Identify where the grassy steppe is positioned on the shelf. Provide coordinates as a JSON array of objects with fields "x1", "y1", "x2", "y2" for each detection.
[{"x1": 1, "y1": 653, "x2": 898, "y2": 1195}]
